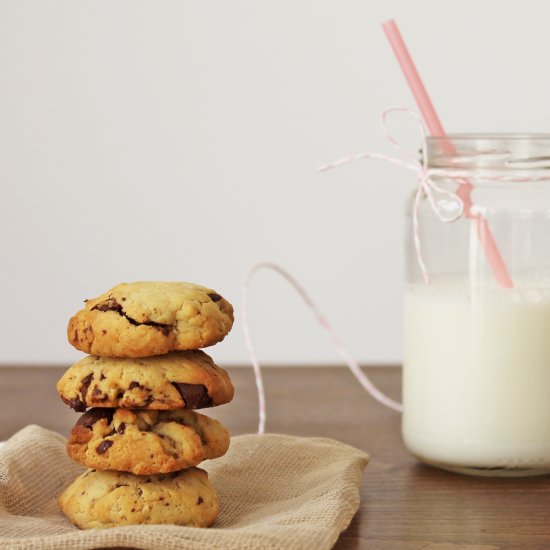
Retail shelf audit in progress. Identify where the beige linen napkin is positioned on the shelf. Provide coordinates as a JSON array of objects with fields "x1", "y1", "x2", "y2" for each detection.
[{"x1": 0, "y1": 425, "x2": 368, "y2": 550}]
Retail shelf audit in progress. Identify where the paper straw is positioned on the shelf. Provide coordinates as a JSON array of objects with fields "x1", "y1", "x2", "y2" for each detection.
[{"x1": 382, "y1": 19, "x2": 513, "y2": 288}]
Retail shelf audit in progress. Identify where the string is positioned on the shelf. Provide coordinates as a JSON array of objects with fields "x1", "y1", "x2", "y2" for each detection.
[{"x1": 241, "y1": 262, "x2": 403, "y2": 435}]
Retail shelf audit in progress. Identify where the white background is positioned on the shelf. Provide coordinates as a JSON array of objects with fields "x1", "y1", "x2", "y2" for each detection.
[{"x1": 1, "y1": 1, "x2": 549, "y2": 366}]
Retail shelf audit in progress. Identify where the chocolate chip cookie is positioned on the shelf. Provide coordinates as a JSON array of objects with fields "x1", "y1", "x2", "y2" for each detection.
[
  {"x1": 56, "y1": 351, "x2": 234, "y2": 412},
  {"x1": 67, "y1": 408, "x2": 230, "y2": 475},
  {"x1": 59, "y1": 467, "x2": 219, "y2": 529},
  {"x1": 68, "y1": 281, "x2": 234, "y2": 357}
]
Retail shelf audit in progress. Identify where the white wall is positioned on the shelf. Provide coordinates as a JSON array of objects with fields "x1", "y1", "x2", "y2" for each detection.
[{"x1": 1, "y1": 0, "x2": 549, "y2": 365}]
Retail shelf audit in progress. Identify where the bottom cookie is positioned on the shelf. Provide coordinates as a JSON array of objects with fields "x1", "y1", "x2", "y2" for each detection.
[{"x1": 59, "y1": 467, "x2": 218, "y2": 529}]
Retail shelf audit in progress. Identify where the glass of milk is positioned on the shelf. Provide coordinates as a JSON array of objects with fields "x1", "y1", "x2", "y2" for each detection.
[{"x1": 403, "y1": 135, "x2": 550, "y2": 476}]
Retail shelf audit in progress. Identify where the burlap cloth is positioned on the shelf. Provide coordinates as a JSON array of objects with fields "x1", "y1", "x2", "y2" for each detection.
[{"x1": 0, "y1": 425, "x2": 369, "y2": 550}]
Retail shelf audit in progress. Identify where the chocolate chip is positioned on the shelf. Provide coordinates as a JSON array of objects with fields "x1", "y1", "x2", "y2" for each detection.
[
  {"x1": 117, "y1": 422, "x2": 126, "y2": 434},
  {"x1": 197, "y1": 496, "x2": 204, "y2": 505},
  {"x1": 100, "y1": 373, "x2": 106, "y2": 380},
  {"x1": 91, "y1": 297, "x2": 121, "y2": 313},
  {"x1": 76, "y1": 408, "x2": 114, "y2": 429},
  {"x1": 61, "y1": 396, "x2": 87, "y2": 412},
  {"x1": 173, "y1": 383, "x2": 213, "y2": 409},
  {"x1": 96, "y1": 440, "x2": 113, "y2": 454},
  {"x1": 91, "y1": 387, "x2": 108, "y2": 402},
  {"x1": 80, "y1": 373, "x2": 93, "y2": 402},
  {"x1": 128, "y1": 381, "x2": 141, "y2": 390},
  {"x1": 92, "y1": 297, "x2": 171, "y2": 334},
  {"x1": 154, "y1": 323, "x2": 171, "y2": 336},
  {"x1": 137, "y1": 488, "x2": 143, "y2": 496},
  {"x1": 60, "y1": 371, "x2": 94, "y2": 411},
  {"x1": 208, "y1": 293, "x2": 223, "y2": 302}
]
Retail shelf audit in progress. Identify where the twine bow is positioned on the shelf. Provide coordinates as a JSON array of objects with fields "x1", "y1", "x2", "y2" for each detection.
[{"x1": 319, "y1": 106, "x2": 465, "y2": 283}]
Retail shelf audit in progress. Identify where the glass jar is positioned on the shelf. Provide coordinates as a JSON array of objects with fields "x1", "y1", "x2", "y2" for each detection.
[{"x1": 402, "y1": 135, "x2": 550, "y2": 476}]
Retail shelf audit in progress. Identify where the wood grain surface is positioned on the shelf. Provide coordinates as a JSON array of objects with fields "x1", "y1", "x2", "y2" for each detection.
[{"x1": 1, "y1": 365, "x2": 549, "y2": 550}]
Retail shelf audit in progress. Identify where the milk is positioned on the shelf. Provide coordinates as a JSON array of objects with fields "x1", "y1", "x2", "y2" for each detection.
[{"x1": 403, "y1": 280, "x2": 550, "y2": 474}]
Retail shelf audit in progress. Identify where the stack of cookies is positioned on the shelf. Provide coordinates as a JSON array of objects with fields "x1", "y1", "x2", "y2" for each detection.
[{"x1": 56, "y1": 282, "x2": 235, "y2": 529}]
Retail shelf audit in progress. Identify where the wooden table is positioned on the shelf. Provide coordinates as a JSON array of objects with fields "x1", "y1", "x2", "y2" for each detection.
[{"x1": 1, "y1": 366, "x2": 549, "y2": 549}]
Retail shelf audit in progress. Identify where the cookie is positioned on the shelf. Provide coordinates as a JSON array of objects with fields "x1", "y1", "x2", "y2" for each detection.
[
  {"x1": 68, "y1": 281, "x2": 234, "y2": 357},
  {"x1": 57, "y1": 351, "x2": 234, "y2": 412},
  {"x1": 67, "y1": 408, "x2": 230, "y2": 475},
  {"x1": 59, "y1": 467, "x2": 219, "y2": 529}
]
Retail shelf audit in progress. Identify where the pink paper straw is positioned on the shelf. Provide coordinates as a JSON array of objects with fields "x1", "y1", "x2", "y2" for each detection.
[{"x1": 382, "y1": 19, "x2": 513, "y2": 288}]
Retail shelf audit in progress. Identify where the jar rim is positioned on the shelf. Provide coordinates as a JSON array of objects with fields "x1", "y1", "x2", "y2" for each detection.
[
  {"x1": 428, "y1": 133, "x2": 550, "y2": 141},
  {"x1": 426, "y1": 134, "x2": 550, "y2": 171}
]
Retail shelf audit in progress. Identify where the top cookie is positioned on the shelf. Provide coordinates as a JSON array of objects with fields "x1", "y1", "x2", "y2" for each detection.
[{"x1": 68, "y1": 281, "x2": 234, "y2": 357}]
